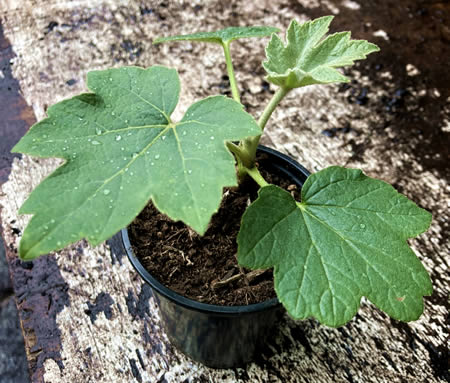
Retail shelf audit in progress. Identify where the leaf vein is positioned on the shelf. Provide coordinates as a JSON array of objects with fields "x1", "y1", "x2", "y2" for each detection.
[
  {"x1": 114, "y1": 83, "x2": 170, "y2": 122},
  {"x1": 244, "y1": 205, "x2": 298, "y2": 258}
]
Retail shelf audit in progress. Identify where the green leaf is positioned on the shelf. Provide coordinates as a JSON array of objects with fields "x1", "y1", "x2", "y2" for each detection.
[
  {"x1": 13, "y1": 66, "x2": 260, "y2": 260},
  {"x1": 238, "y1": 166, "x2": 432, "y2": 326},
  {"x1": 154, "y1": 26, "x2": 279, "y2": 45},
  {"x1": 263, "y1": 16, "x2": 379, "y2": 88}
]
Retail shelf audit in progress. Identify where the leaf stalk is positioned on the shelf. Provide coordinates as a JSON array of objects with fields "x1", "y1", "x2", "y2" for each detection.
[
  {"x1": 240, "y1": 86, "x2": 291, "y2": 168},
  {"x1": 222, "y1": 41, "x2": 240, "y2": 103},
  {"x1": 257, "y1": 86, "x2": 291, "y2": 130},
  {"x1": 245, "y1": 166, "x2": 269, "y2": 188}
]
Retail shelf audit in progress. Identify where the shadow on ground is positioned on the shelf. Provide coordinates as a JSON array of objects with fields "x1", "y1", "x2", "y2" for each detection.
[{"x1": 0, "y1": 235, "x2": 30, "y2": 383}]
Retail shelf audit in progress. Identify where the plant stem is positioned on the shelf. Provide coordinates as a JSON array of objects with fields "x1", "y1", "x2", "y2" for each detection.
[
  {"x1": 227, "y1": 141, "x2": 251, "y2": 181},
  {"x1": 245, "y1": 166, "x2": 269, "y2": 188},
  {"x1": 222, "y1": 41, "x2": 240, "y2": 103},
  {"x1": 240, "y1": 86, "x2": 291, "y2": 168},
  {"x1": 257, "y1": 86, "x2": 290, "y2": 130}
]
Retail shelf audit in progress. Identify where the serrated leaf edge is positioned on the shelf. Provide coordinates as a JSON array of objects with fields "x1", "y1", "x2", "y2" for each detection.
[
  {"x1": 15, "y1": 90, "x2": 259, "y2": 259},
  {"x1": 238, "y1": 173, "x2": 432, "y2": 327},
  {"x1": 263, "y1": 16, "x2": 379, "y2": 88}
]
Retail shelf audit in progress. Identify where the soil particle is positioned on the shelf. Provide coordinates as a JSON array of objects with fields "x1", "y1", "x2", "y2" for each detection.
[{"x1": 129, "y1": 159, "x2": 299, "y2": 306}]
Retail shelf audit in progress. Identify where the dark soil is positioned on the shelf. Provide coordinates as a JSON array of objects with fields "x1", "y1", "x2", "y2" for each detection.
[{"x1": 129, "y1": 157, "x2": 300, "y2": 306}]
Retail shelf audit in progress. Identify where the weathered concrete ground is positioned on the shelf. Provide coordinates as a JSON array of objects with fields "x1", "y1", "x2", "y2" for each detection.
[
  {"x1": 0, "y1": 0, "x2": 448, "y2": 382},
  {"x1": 0, "y1": 237, "x2": 29, "y2": 383}
]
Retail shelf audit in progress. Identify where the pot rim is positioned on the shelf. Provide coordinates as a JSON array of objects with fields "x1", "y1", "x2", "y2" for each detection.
[{"x1": 122, "y1": 145, "x2": 310, "y2": 315}]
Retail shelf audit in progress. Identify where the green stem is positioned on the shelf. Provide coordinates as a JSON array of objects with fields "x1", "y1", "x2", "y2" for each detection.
[
  {"x1": 222, "y1": 41, "x2": 240, "y2": 103},
  {"x1": 257, "y1": 86, "x2": 290, "y2": 130},
  {"x1": 240, "y1": 86, "x2": 291, "y2": 168},
  {"x1": 226, "y1": 141, "x2": 251, "y2": 182},
  {"x1": 245, "y1": 166, "x2": 269, "y2": 188}
]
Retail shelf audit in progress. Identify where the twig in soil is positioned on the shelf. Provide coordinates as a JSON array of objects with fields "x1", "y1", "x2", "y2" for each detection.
[
  {"x1": 187, "y1": 227, "x2": 198, "y2": 240},
  {"x1": 168, "y1": 266, "x2": 178, "y2": 279},
  {"x1": 163, "y1": 245, "x2": 194, "y2": 266},
  {"x1": 246, "y1": 269, "x2": 269, "y2": 283},
  {"x1": 239, "y1": 265, "x2": 249, "y2": 286},
  {"x1": 211, "y1": 273, "x2": 242, "y2": 289},
  {"x1": 165, "y1": 229, "x2": 184, "y2": 242},
  {"x1": 211, "y1": 269, "x2": 270, "y2": 289}
]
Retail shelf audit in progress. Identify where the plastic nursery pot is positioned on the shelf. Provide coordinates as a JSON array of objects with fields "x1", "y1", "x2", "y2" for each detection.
[{"x1": 121, "y1": 145, "x2": 310, "y2": 368}]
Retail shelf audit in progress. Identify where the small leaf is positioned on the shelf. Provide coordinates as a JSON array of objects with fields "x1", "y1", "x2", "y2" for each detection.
[
  {"x1": 263, "y1": 16, "x2": 379, "y2": 88},
  {"x1": 154, "y1": 26, "x2": 279, "y2": 45},
  {"x1": 13, "y1": 66, "x2": 260, "y2": 260},
  {"x1": 238, "y1": 166, "x2": 432, "y2": 326}
]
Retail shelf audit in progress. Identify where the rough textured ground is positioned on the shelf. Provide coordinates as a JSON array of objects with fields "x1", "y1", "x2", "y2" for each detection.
[
  {"x1": 0, "y1": 237, "x2": 30, "y2": 383},
  {"x1": 0, "y1": 0, "x2": 448, "y2": 382}
]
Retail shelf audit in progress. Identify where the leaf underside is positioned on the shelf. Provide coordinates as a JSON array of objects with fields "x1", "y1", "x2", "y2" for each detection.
[
  {"x1": 13, "y1": 66, "x2": 260, "y2": 260},
  {"x1": 238, "y1": 166, "x2": 432, "y2": 327},
  {"x1": 263, "y1": 16, "x2": 380, "y2": 88},
  {"x1": 154, "y1": 26, "x2": 279, "y2": 45}
]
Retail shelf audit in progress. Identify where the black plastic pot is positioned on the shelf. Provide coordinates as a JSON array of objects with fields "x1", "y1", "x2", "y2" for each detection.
[{"x1": 121, "y1": 145, "x2": 310, "y2": 368}]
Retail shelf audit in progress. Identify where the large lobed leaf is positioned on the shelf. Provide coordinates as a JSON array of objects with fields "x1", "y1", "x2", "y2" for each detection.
[
  {"x1": 154, "y1": 26, "x2": 279, "y2": 45},
  {"x1": 263, "y1": 16, "x2": 379, "y2": 88},
  {"x1": 238, "y1": 166, "x2": 432, "y2": 326},
  {"x1": 13, "y1": 66, "x2": 260, "y2": 260}
]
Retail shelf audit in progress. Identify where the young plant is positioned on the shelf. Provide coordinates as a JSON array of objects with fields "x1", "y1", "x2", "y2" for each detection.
[{"x1": 12, "y1": 16, "x2": 432, "y2": 327}]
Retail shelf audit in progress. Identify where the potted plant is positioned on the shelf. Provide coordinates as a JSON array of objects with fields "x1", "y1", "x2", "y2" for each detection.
[{"x1": 12, "y1": 16, "x2": 432, "y2": 368}]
